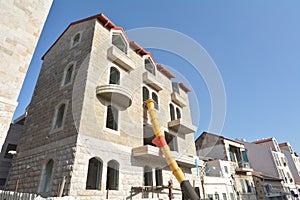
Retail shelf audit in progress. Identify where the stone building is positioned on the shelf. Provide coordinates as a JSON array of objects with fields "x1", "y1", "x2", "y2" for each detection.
[
  {"x1": 6, "y1": 14, "x2": 199, "y2": 199},
  {"x1": 243, "y1": 138, "x2": 296, "y2": 199},
  {"x1": 279, "y1": 142, "x2": 300, "y2": 191},
  {"x1": 0, "y1": 113, "x2": 26, "y2": 189},
  {"x1": 0, "y1": 0, "x2": 53, "y2": 150},
  {"x1": 195, "y1": 132, "x2": 257, "y2": 200}
]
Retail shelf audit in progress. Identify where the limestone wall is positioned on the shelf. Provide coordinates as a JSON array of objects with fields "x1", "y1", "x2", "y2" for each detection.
[{"x1": 0, "y1": 0, "x2": 53, "y2": 150}]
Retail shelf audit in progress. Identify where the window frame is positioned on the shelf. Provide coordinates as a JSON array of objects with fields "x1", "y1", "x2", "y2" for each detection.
[
  {"x1": 61, "y1": 61, "x2": 76, "y2": 87},
  {"x1": 51, "y1": 101, "x2": 68, "y2": 133},
  {"x1": 39, "y1": 159, "x2": 54, "y2": 193},
  {"x1": 142, "y1": 85, "x2": 159, "y2": 110},
  {"x1": 86, "y1": 157, "x2": 103, "y2": 190},
  {"x1": 105, "y1": 105, "x2": 119, "y2": 132},
  {"x1": 109, "y1": 67, "x2": 120, "y2": 85},
  {"x1": 106, "y1": 160, "x2": 120, "y2": 190},
  {"x1": 169, "y1": 102, "x2": 182, "y2": 121},
  {"x1": 144, "y1": 57, "x2": 156, "y2": 75},
  {"x1": 70, "y1": 31, "x2": 82, "y2": 48},
  {"x1": 111, "y1": 30, "x2": 128, "y2": 54}
]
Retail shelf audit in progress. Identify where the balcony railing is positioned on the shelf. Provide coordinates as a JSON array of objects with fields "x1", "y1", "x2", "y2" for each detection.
[{"x1": 236, "y1": 161, "x2": 253, "y2": 172}]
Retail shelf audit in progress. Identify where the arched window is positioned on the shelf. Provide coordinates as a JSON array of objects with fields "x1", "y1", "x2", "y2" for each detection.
[
  {"x1": 106, "y1": 105, "x2": 118, "y2": 131},
  {"x1": 86, "y1": 157, "x2": 103, "y2": 190},
  {"x1": 155, "y1": 168, "x2": 163, "y2": 186},
  {"x1": 112, "y1": 32, "x2": 127, "y2": 54},
  {"x1": 144, "y1": 58, "x2": 155, "y2": 75},
  {"x1": 72, "y1": 33, "x2": 81, "y2": 47},
  {"x1": 63, "y1": 64, "x2": 74, "y2": 85},
  {"x1": 42, "y1": 159, "x2": 54, "y2": 192},
  {"x1": 143, "y1": 87, "x2": 149, "y2": 102},
  {"x1": 144, "y1": 166, "x2": 153, "y2": 186},
  {"x1": 169, "y1": 104, "x2": 175, "y2": 121},
  {"x1": 109, "y1": 67, "x2": 120, "y2": 85},
  {"x1": 54, "y1": 104, "x2": 65, "y2": 129},
  {"x1": 152, "y1": 92, "x2": 158, "y2": 110},
  {"x1": 176, "y1": 107, "x2": 181, "y2": 119},
  {"x1": 106, "y1": 160, "x2": 119, "y2": 190}
]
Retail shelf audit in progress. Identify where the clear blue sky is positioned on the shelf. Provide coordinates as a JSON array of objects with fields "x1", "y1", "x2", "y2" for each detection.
[{"x1": 13, "y1": 1, "x2": 300, "y2": 153}]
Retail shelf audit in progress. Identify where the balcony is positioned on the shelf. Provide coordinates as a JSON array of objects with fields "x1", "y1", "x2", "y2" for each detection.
[
  {"x1": 96, "y1": 84, "x2": 133, "y2": 110},
  {"x1": 168, "y1": 119, "x2": 197, "y2": 135},
  {"x1": 132, "y1": 145, "x2": 195, "y2": 168},
  {"x1": 107, "y1": 46, "x2": 135, "y2": 71},
  {"x1": 142, "y1": 72, "x2": 163, "y2": 91},
  {"x1": 236, "y1": 161, "x2": 253, "y2": 172},
  {"x1": 171, "y1": 92, "x2": 187, "y2": 107}
]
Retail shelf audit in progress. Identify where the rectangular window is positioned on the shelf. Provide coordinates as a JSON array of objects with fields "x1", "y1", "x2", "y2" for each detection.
[
  {"x1": 242, "y1": 151, "x2": 249, "y2": 162},
  {"x1": 245, "y1": 180, "x2": 252, "y2": 193},
  {"x1": 165, "y1": 132, "x2": 178, "y2": 151},
  {"x1": 155, "y1": 168, "x2": 163, "y2": 186},
  {"x1": 172, "y1": 82, "x2": 180, "y2": 94},
  {"x1": 145, "y1": 59, "x2": 155, "y2": 75},
  {"x1": 240, "y1": 179, "x2": 246, "y2": 193},
  {"x1": 222, "y1": 193, "x2": 227, "y2": 200},
  {"x1": 4, "y1": 144, "x2": 17, "y2": 159},
  {"x1": 230, "y1": 193, "x2": 234, "y2": 200},
  {"x1": 229, "y1": 147, "x2": 235, "y2": 162},
  {"x1": 0, "y1": 178, "x2": 6, "y2": 186},
  {"x1": 214, "y1": 193, "x2": 219, "y2": 200},
  {"x1": 106, "y1": 106, "x2": 119, "y2": 131}
]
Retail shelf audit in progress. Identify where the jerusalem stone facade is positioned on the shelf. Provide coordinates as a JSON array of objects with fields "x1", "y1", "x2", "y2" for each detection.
[
  {"x1": 0, "y1": 0, "x2": 53, "y2": 150},
  {"x1": 6, "y1": 14, "x2": 199, "y2": 199}
]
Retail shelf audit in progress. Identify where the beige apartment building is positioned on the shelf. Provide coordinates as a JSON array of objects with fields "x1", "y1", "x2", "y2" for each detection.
[
  {"x1": 0, "y1": 0, "x2": 53, "y2": 151},
  {"x1": 195, "y1": 132, "x2": 257, "y2": 200},
  {"x1": 243, "y1": 138, "x2": 297, "y2": 200},
  {"x1": 279, "y1": 142, "x2": 300, "y2": 190},
  {"x1": 5, "y1": 14, "x2": 199, "y2": 199}
]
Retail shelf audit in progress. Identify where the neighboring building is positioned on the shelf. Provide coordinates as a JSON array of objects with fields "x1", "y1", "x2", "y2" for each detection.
[
  {"x1": 6, "y1": 14, "x2": 199, "y2": 199},
  {"x1": 243, "y1": 138, "x2": 296, "y2": 199},
  {"x1": 279, "y1": 142, "x2": 300, "y2": 195},
  {"x1": 0, "y1": 0, "x2": 53, "y2": 150},
  {"x1": 252, "y1": 171, "x2": 287, "y2": 200},
  {"x1": 0, "y1": 113, "x2": 26, "y2": 189},
  {"x1": 195, "y1": 132, "x2": 256, "y2": 200},
  {"x1": 201, "y1": 159, "x2": 236, "y2": 200}
]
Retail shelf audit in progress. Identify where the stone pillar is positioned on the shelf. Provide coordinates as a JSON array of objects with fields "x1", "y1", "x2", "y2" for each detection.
[{"x1": 0, "y1": 0, "x2": 53, "y2": 150}]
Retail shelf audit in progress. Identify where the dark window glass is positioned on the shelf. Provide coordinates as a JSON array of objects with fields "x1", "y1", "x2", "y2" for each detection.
[
  {"x1": 155, "y1": 168, "x2": 163, "y2": 186},
  {"x1": 42, "y1": 159, "x2": 54, "y2": 192},
  {"x1": 165, "y1": 132, "x2": 178, "y2": 151},
  {"x1": 106, "y1": 105, "x2": 118, "y2": 130},
  {"x1": 0, "y1": 178, "x2": 6, "y2": 186},
  {"x1": 64, "y1": 64, "x2": 73, "y2": 85},
  {"x1": 73, "y1": 33, "x2": 80, "y2": 46},
  {"x1": 143, "y1": 87, "x2": 149, "y2": 102},
  {"x1": 106, "y1": 160, "x2": 119, "y2": 190},
  {"x1": 112, "y1": 33, "x2": 127, "y2": 53},
  {"x1": 145, "y1": 58, "x2": 155, "y2": 75},
  {"x1": 144, "y1": 166, "x2": 153, "y2": 186},
  {"x1": 169, "y1": 104, "x2": 175, "y2": 121},
  {"x1": 54, "y1": 104, "x2": 65, "y2": 129},
  {"x1": 245, "y1": 180, "x2": 252, "y2": 193},
  {"x1": 176, "y1": 107, "x2": 181, "y2": 119},
  {"x1": 152, "y1": 92, "x2": 158, "y2": 110},
  {"x1": 229, "y1": 147, "x2": 235, "y2": 162},
  {"x1": 4, "y1": 144, "x2": 17, "y2": 159},
  {"x1": 242, "y1": 151, "x2": 249, "y2": 162},
  {"x1": 86, "y1": 158, "x2": 103, "y2": 190},
  {"x1": 109, "y1": 67, "x2": 120, "y2": 85},
  {"x1": 172, "y1": 82, "x2": 180, "y2": 94}
]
